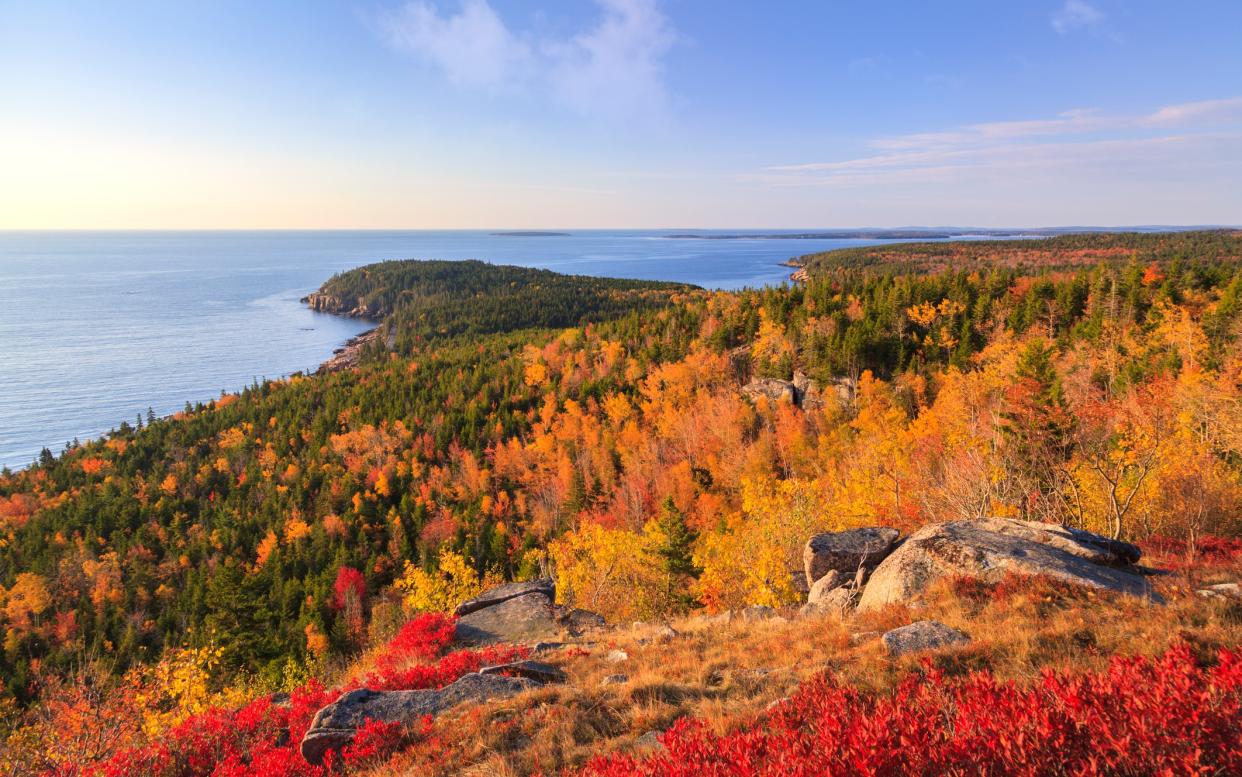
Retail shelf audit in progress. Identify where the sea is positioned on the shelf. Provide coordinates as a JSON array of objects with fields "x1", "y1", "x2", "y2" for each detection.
[{"x1": 0, "y1": 229, "x2": 975, "y2": 470}]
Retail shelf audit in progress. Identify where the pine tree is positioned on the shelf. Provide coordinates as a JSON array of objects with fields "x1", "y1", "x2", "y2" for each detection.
[{"x1": 654, "y1": 497, "x2": 701, "y2": 611}]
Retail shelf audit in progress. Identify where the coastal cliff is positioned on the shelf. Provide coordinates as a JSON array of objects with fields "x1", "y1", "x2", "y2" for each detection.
[{"x1": 301, "y1": 291, "x2": 383, "y2": 320}]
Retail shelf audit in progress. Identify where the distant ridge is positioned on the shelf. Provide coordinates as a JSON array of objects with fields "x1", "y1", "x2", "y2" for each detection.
[
  {"x1": 490, "y1": 231, "x2": 572, "y2": 237},
  {"x1": 663, "y1": 225, "x2": 1235, "y2": 240}
]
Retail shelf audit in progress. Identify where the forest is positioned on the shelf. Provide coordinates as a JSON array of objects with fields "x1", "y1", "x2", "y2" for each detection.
[{"x1": 2, "y1": 231, "x2": 1242, "y2": 773}]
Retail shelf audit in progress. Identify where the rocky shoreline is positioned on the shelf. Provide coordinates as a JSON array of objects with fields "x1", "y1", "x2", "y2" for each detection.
[{"x1": 316, "y1": 327, "x2": 381, "y2": 373}]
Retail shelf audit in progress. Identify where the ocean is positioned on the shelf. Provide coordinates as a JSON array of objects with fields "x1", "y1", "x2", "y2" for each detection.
[{"x1": 0, "y1": 229, "x2": 956, "y2": 470}]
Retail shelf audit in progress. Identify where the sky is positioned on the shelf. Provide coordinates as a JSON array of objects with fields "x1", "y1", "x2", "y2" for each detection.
[{"x1": 1, "y1": 0, "x2": 1240, "y2": 229}]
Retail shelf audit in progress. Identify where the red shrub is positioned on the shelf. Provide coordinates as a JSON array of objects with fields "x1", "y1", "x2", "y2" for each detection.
[
  {"x1": 72, "y1": 614, "x2": 517, "y2": 777},
  {"x1": 1141, "y1": 535, "x2": 1242, "y2": 572},
  {"x1": 576, "y1": 643, "x2": 1242, "y2": 777}
]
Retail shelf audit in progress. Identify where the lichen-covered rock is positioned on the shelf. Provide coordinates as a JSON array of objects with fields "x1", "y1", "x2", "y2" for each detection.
[
  {"x1": 300, "y1": 673, "x2": 536, "y2": 764},
  {"x1": 858, "y1": 519, "x2": 1155, "y2": 612},
  {"x1": 455, "y1": 590, "x2": 560, "y2": 645},
  {"x1": 882, "y1": 620, "x2": 970, "y2": 657},
  {"x1": 453, "y1": 578, "x2": 555, "y2": 617},
  {"x1": 804, "y1": 527, "x2": 900, "y2": 588}
]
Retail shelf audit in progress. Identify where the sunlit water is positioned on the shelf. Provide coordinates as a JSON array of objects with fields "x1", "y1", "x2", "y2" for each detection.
[{"x1": 0, "y1": 230, "x2": 973, "y2": 469}]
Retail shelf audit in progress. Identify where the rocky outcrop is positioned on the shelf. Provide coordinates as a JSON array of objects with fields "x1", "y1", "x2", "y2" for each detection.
[
  {"x1": 301, "y1": 291, "x2": 382, "y2": 320},
  {"x1": 804, "y1": 527, "x2": 900, "y2": 588},
  {"x1": 882, "y1": 620, "x2": 971, "y2": 657},
  {"x1": 301, "y1": 673, "x2": 540, "y2": 764},
  {"x1": 858, "y1": 518, "x2": 1156, "y2": 612},
  {"x1": 453, "y1": 579, "x2": 606, "y2": 645},
  {"x1": 742, "y1": 378, "x2": 797, "y2": 405},
  {"x1": 455, "y1": 590, "x2": 560, "y2": 646},
  {"x1": 454, "y1": 579, "x2": 555, "y2": 617}
]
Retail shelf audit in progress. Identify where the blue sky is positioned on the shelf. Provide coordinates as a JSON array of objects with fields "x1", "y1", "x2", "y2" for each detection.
[{"x1": 2, "y1": 0, "x2": 1240, "y2": 228}]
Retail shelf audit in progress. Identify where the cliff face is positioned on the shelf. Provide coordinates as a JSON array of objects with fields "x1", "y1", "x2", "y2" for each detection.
[{"x1": 301, "y1": 291, "x2": 382, "y2": 320}]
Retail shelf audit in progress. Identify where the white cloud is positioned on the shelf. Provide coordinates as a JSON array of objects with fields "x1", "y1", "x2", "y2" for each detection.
[
  {"x1": 1143, "y1": 96, "x2": 1242, "y2": 126},
  {"x1": 380, "y1": 0, "x2": 674, "y2": 119},
  {"x1": 381, "y1": 0, "x2": 531, "y2": 90},
  {"x1": 759, "y1": 96, "x2": 1242, "y2": 189},
  {"x1": 545, "y1": 0, "x2": 673, "y2": 119},
  {"x1": 1051, "y1": 0, "x2": 1105, "y2": 34}
]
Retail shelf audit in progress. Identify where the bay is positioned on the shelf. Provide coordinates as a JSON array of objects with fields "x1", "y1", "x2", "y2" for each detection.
[{"x1": 0, "y1": 229, "x2": 975, "y2": 469}]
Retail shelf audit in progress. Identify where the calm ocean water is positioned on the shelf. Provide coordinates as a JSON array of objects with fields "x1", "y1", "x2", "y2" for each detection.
[{"x1": 0, "y1": 230, "x2": 956, "y2": 470}]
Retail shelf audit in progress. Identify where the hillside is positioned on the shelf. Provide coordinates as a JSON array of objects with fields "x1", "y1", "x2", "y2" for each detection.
[
  {"x1": 795, "y1": 229, "x2": 1242, "y2": 276},
  {"x1": 3, "y1": 237, "x2": 1242, "y2": 774}
]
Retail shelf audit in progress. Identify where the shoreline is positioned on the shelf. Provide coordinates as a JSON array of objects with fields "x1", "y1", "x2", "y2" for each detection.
[{"x1": 315, "y1": 326, "x2": 382, "y2": 373}]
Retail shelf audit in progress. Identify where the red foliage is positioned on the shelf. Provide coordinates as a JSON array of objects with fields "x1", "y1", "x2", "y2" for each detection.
[
  {"x1": 70, "y1": 614, "x2": 520, "y2": 777},
  {"x1": 331, "y1": 566, "x2": 367, "y2": 612},
  {"x1": 1140, "y1": 535, "x2": 1242, "y2": 571},
  {"x1": 576, "y1": 644, "x2": 1242, "y2": 777}
]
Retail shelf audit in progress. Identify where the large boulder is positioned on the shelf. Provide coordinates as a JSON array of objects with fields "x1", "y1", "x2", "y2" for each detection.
[
  {"x1": 804, "y1": 527, "x2": 900, "y2": 588},
  {"x1": 300, "y1": 673, "x2": 537, "y2": 764},
  {"x1": 455, "y1": 590, "x2": 560, "y2": 645},
  {"x1": 858, "y1": 519, "x2": 1155, "y2": 612},
  {"x1": 454, "y1": 578, "x2": 555, "y2": 617},
  {"x1": 882, "y1": 620, "x2": 970, "y2": 657}
]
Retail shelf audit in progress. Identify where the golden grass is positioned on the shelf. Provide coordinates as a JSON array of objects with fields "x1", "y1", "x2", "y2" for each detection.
[{"x1": 363, "y1": 567, "x2": 1242, "y2": 776}]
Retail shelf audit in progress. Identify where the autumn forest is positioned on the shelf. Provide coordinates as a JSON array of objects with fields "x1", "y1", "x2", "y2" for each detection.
[{"x1": 3, "y1": 231, "x2": 1242, "y2": 773}]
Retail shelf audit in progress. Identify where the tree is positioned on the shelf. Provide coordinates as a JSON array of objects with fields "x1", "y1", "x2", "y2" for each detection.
[
  {"x1": 651, "y1": 497, "x2": 701, "y2": 611},
  {"x1": 998, "y1": 340, "x2": 1076, "y2": 523}
]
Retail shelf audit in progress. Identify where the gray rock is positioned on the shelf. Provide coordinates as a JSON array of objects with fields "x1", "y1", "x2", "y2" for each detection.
[
  {"x1": 801, "y1": 586, "x2": 856, "y2": 617},
  {"x1": 806, "y1": 569, "x2": 846, "y2": 605},
  {"x1": 742, "y1": 378, "x2": 797, "y2": 405},
  {"x1": 605, "y1": 649, "x2": 629, "y2": 663},
  {"x1": 453, "y1": 578, "x2": 555, "y2": 617},
  {"x1": 804, "y1": 527, "x2": 900, "y2": 588},
  {"x1": 883, "y1": 620, "x2": 971, "y2": 657},
  {"x1": 455, "y1": 591, "x2": 560, "y2": 645},
  {"x1": 637, "y1": 623, "x2": 679, "y2": 645},
  {"x1": 740, "y1": 605, "x2": 778, "y2": 621},
  {"x1": 478, "y1": 659, "x2": 567, "y2": 684},
  {"x1": 792, "y1": 371, "x2": 825, "y2": 410},
  {"x1": 633, "y1": 730, "x2": 665, "y2": 752},
  {"x1": 300, "y1": 673, "x2": 536, "y2": 764},
  {"x1": 858, "y1": 519, "x2": 1156, "y2": 612},
  {"x1": 602, "y1": 673, "x2": 629, "y2": 685},
  {"x1": 1197, "y1": 583, "x2": 1241, "y2": 599},
  {"x1": 560, "y1": 607, "x2": 607, "y2": 634}
]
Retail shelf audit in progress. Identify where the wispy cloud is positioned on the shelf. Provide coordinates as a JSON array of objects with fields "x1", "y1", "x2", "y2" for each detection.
[
  {"x1": 758, "y1": 96, "x2": 1242, "y2": 188},
  {"x1": 381, "y1": 0, "x2": 532, "y2": 90},
  {"x1": 1051, "y1": 0, "x2": 1105, "y2": 34},
  {"x1": 380, "y1": 0, "x2": 674, "y2": 120}
]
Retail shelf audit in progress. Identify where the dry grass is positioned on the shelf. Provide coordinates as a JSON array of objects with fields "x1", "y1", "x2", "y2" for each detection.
[{"x1": 363, "y1": 566, "x2": 1242, "y2": 777}]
